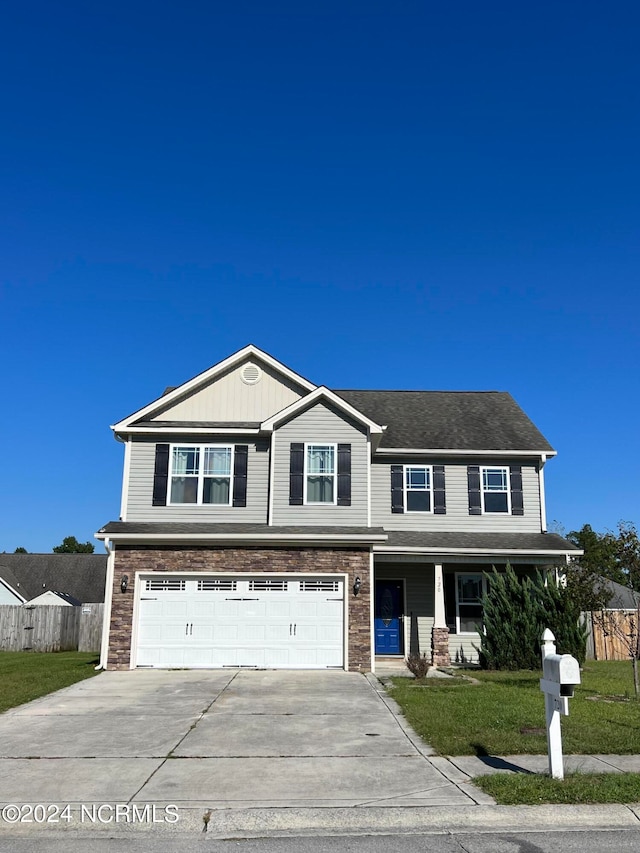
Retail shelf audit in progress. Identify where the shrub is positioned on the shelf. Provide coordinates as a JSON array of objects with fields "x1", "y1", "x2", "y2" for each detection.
[
  {"x1": 407, "y1": 652, "x2": 431, "y2": 679},
  {"x1": 479, "y1": 564, "x2": 587, "y2": 670}
]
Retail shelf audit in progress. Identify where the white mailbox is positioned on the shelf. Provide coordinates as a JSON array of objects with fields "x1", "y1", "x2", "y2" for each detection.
[
  {"x1": 540, "y1": 629, "x2": 581, "y2": 780},
  {"x1": 540, "y1": 652, "x2": 581, "y2": 698}
]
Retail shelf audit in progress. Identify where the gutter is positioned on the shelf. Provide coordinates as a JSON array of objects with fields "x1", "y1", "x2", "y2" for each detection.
[
  {"x1": 376, "y1": 449, "x2": 557, "y2": 458},
  {"x1": 96, "y1": 532, "x2": 388, "y2": 546},
  {"x1": 374, "y1": 546, "x2": 584, "y2": 557}
]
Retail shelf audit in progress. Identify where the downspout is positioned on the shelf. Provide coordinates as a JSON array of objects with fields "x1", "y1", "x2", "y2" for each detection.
[
  {"x1": 539, "y1": 453, "x2": 548, "y2": 533},
  {"x1": 95, "y1": 537, "x2": 115, "y2": 670}
]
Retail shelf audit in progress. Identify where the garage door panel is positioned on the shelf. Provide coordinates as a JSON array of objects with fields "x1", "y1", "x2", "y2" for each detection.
[
  {"x1": 265, "y1": 624, "x2": 292, "y2": 642},
  {"x1": 213, "y1": 624, "x2": 239, "y2": 642},
  {"x1": 264, "y1": 601, "x2": 292, "y2": 618},
  {"x1": 135, "y1": 575, "x2": 345, "y2": 669},
  {"x1": 240, "y1": 602, "x2": 266, "y2": 619},
  {"x1": 212, "y1": 600, "x2": 240, "y2": 617}
]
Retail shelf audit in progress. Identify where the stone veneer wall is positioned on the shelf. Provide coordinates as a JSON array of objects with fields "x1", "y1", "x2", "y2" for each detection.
[
  {"x1": 108, "y1": 546, "x2": 371, "y2": 672},
  {"x1": 432, "y1": 627, "x2": 451, "y2": 667}
]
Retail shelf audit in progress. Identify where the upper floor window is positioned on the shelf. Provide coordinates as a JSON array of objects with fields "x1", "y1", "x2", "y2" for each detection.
[
  {"x1": 481, "y1": 466, "x2": 510, "y2": 514},
  {"x1": 404, "y1": 465, "x2": 432, "y2": 512},
  {"x1": 305, "y1": 444, "x2": 336, "y2": 504},
  {"x1": 169, "y1": 445, "x2": 233, "y2": 505}
]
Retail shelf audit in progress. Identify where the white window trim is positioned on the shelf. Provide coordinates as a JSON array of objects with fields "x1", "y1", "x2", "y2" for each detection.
[
  {"x1": 167, "y1": 443, "x2": 234, "y2": 507},
  {"x1": 455, "y1": 572, "x2": 486, "y2": 635},
  {"x1": 303, "y1": 442, "x2": 338, "y2": 506},
  {"x1": 480, "y1": 465, "x2": 511, "y2": 515},
  {"x1": 403, "y1": 464, "x2": 433, "y2": 514}
]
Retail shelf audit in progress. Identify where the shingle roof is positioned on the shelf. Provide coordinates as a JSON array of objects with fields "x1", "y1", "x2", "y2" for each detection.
[
  {"x1": 96, "y1": 523, "x2": 576, "y2": 557},
  {"x1": 333, "y1": 390, "x2": 555, "y2": 452},
  {"x1": 0, "y1": 554, "x2": 107, "y2": 603},
  {"x1": 596, "y1": 577, "x2": 640, "y2": 609},
  {"x1": 380, "y1": 531, "x2": 579, "y2": 554}
]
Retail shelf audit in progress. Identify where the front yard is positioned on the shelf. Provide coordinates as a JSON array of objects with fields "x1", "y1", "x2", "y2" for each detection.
[
  {"x1": 388, "y1": 660, "x2": 640, "y2": 756},
  {"x1": 0, "y1": 651, "x2": 99, "y2": 714}
]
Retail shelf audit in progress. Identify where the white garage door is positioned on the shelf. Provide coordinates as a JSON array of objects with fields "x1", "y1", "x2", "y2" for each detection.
[{"x1": 135, "y1": 575, "x2": 345, "y2": 669}]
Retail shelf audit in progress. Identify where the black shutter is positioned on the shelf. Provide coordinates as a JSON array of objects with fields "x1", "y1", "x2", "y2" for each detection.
[
  {"x1": 510, "y1": 465, "x2": 524, "y2": 515},
  {"x1": 289, "y1": 443, "x2": 304, "y2": 505},
  {"x1": 467, "y1": 466, "x2": 482, "y2": 515},
  {"x1": 433, "y1": 465, "x2": 446, "y2": 514},
  {"x1": 391, "y1": 465, "x2": 404, "y2": 513},
  {"x1": 152, "y1": 444, "x2": 170, "y2": 506},
  {"x1": 232, "y1": 445, "x2": 248, "y2": 507},
  {"x1": 337, "y1": 444, "x2": 351, "y2": 506}
]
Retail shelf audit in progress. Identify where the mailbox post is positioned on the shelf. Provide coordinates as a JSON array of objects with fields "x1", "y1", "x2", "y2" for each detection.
[{"x1": 540, "y1": 628, "x2": 581, "y2": 780}]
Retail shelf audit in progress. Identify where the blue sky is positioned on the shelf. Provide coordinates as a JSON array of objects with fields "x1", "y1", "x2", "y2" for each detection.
[{"x1": 1, "y1": 1, "x2": 638, "y2": 553}]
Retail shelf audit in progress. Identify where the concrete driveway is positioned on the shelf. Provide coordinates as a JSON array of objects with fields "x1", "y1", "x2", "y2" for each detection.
[{"x1": 0, "y1": 670, "x2": 485, "y2": 811}]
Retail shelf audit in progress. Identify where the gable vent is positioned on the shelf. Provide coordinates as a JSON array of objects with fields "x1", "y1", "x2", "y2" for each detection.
[{"x1": 241, "y1": 363, "x2": 262, "y2": 385}]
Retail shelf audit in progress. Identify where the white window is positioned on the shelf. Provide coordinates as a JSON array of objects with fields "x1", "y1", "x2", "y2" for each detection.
[
  {"x1": 304, "y1": 444, "x2": 337, "y2": 504},
  {"x1": 404, "y1": 465, "x2": 432, "y2": 512},
  {"x1": 455, "y1": 573, "x2": 486, "y2": 634},
  {"x1": 169, "y1": 445, "x2": 233, "y2": 505},
  {"x1": 481, "y1": 466, "x2": 510, "y2": 514}
]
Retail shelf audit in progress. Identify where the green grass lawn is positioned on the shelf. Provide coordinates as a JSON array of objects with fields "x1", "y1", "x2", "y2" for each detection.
[
  {"x1": 473, "y1": 772, "x2": 640, "y2": 805},
  {"x1": 388, "y1": 660, "x2": 640, "y2": 756},
  {"x1": 0, "y1": 651, "x2": 99, "y2": 714}
]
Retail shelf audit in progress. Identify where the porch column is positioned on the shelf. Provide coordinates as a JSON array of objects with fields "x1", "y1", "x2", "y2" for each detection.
[{"x1": 432, "y1": 562, "x2": 450, "y2": 667}]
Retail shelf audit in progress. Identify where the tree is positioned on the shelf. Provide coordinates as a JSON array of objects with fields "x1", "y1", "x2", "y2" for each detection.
[
  {"x1": 565, "y1": 521, "x2": 640, "y2": 698},
  {"x1": 479, "y1": 564, "x2": 586, "y2": 670},
  {"x1": 13, "y1": 547, "x2": 28, "y2": 554},
  {"x1": 563, "y1": 558, "x2": 612, "y2": 614},
  {"x1": 616, "y1": 521, "x2": 640, "y2": 593},
  {"x1": 565, "y1": 521, "x2": 640, "y2": 592},
  {"x1": 566, "y1": 524, "x2": 624, "y2": 585},
  {"x1": 52, "y1": 536, "x2": 94, "y2": 554}
]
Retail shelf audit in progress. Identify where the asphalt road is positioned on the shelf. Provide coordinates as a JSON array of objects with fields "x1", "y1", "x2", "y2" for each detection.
[{"x1": 2, "y1": 830, "x2": 640, "y2": 852}]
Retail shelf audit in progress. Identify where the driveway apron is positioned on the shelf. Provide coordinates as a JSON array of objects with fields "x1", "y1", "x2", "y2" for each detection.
[{"x1": 0, "y1": 670, "x2": 480, "y2": 809}]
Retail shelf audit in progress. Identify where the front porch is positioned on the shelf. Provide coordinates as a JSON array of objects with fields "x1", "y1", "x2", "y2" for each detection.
[{"x1": 373, "y1": 556, "x2": 547, "y2": 668}]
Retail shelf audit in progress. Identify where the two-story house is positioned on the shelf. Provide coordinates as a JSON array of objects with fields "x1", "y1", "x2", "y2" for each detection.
[{"x1": 95, "y1": 344, "x2": 579, "y2": 672}]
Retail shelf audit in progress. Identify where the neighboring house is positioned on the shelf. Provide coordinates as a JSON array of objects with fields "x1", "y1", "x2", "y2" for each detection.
[
  {"x1": 0, "y1": 554, "x2": 107, "y2": 605},
  {"x1": 27, "y1": 590, "x2": 83, "y2": 607},
  {"x1": 96, "y1": 344, "x2": 580, "y2": 672},
  {"x1": 596, "y1": 577, "x2": 640, "y2": 611}
]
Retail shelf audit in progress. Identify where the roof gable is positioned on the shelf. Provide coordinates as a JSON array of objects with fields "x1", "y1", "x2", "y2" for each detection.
[
  {"x1": 113, "y1": 345, "x2": 317, "y2": 432},
  {"x1": 261, "y1": 386, "x2": 383, "y2": 435}
]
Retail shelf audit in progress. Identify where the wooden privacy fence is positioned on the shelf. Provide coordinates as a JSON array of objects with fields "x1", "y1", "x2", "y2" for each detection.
[
  {"x1": 583, "y1": 610, "x2": 640, "y2": 661},
  {"x1": 0, "y1": 604, "x2": 104, "y2": 653}
]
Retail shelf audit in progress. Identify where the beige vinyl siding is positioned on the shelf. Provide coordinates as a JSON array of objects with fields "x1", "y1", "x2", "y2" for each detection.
[
  {"x1": 272, "y1": 401, "x2": 369, "y2": 526},
  {"x1": 375, "y1": 561, "x2": 435, "y2": 659},
  {"x1": 449, "y1": 634, "x2": 480, "y2": 665},
  {"x1": 371, "y1": 460, "x2": 542, "y2": 532},
  {"x1": 126, "y1": 435, "x2": 269, "y2": 523},
  {"x1": 149, "y1": 359, "x2": 306, "y2": 423}
]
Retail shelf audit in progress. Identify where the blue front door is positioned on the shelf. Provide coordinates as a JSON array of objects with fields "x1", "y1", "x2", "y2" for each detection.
[{"x1": 375, "y1": 580, "x2": 404, "y2": 655}]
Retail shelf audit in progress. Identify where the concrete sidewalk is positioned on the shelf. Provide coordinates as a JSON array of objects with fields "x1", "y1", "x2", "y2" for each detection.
[{"x1": 0, "y1": 669, "x2": 638, "y2": 839}]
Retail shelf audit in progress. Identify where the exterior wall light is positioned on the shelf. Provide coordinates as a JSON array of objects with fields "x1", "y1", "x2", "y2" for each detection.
[
  {"x1": 353, "y1": 576, "x2": 362, "y2": 596},
  {"x1": 120, "y1": 575, "x2": 129, "y2": 593}
]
